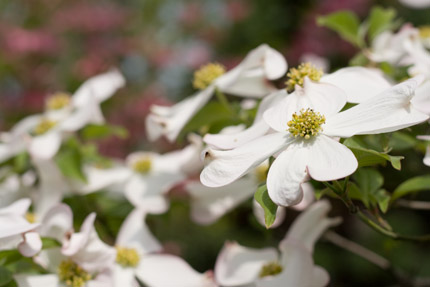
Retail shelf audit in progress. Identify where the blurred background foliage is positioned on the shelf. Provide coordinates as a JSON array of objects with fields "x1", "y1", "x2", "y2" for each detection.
[{"x1": 1, "y1": 0, "x2": 430, "y2": 286}]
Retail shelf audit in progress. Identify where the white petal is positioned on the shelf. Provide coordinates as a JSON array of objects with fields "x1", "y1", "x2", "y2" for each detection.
[
  {"x1": 266, "y1": 141, "x2": 308, "y2": 207},
  {"x1": 263, "y1": 79, "x2": 346, "y2": 132},
  {"x1": 14, "y1": 274, "x2": 59, "y2": 287},
  {"x1": 204, "y1": 120, "x2": 270, "y2": 150},
  {"x1": 311, "y1": 266, "x2": 330, "y2": 287},
  {"x1": 0, "y1": 215, "x2": 39, "y2": 239},
  {"x1": 282, "y1": 199, "x2": 341, "y2": 253},
  {"x1": 124, "y1": 174, "x2": 174, "y2": 213},
  {"x1": 306, "y1": 135, "x2": 358, "y2": 181},
  {"x1": 116, "y1": 208, "x2": 161, "y2": 254},
  {"x1": 18, "y1": 232, "x2": 42, "y2": 257},
  {"x1": 61, "y1": 93, "x2": 104, "y2": 130},
  {"x1": 215, "y1": 241, "x2": 278, "y2": 286},
  {"x1": 146, "y1": 86, "x2": 215, "y2": 142},
  {"x1": 0, "y1": 198, "x2": 31, "y2": 216},
  {"x1": 40, "y1": 204, "x2": 73, "y2": 243},
  {"x1": 411, "y1": 80, "x2": 430, "y2": 114},
  {"x1": 187, "y1": 177, "x2": 257, "y2": 225},
  {"x1": 220, "y1": 69, "x2": 277, "y2": 98},
  {"x1": 28, "y1": 132, "x2": 62, "y2": 159},
  {"x1": 72, "y1": 69, "x2": 125, "y2": 106},
  {"x1": 136, "y1": 254, "x2": 216, "y2": 287},
  {"x1": 200, "y1": 132, "x2": 291, "y2": 188},
  {"x1": 321, "y1": 67, "x2": 392, "y2": 103},
  {"x1": 113, "y1": 265, "x2": 138, "y2": 287},
  {"x1": 291, "y1": 183, "x2": 315, "y2": 211},
  {"x1": 77, "y1": 165, "x2": 132, "y2": 194},
  {"x1": 263, "y1": 46, "x2": 288, "y2": 80},
  {"x1": 423, "y1": 145, "x2": 430, "y2": 167},
  {"x1": 253, "y1": 200, "x2": 286, "y2": 229},
  {"x1": 256, "y1": 241, "x2": 315, "y2": 287},
  {"x1": 324, "y1": 76, "x2": 429, "y2": 137}
]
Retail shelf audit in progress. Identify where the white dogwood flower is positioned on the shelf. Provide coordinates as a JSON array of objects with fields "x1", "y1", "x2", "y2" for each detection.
[
  {"x1": 146, "y1": 44, "x2": 287, "y2": 142},
  {"x1": 214, "y1": 200, "x2": 341, "y2": 287},
  {"x1": 201, "y1": 76, "x2": 429, "y2": 206},
  {"x1": 0, "y1": 69, "x2": 125, "y2": 162}
]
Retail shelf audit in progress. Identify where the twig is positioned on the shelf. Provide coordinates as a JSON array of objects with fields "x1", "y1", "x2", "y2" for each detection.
[
  {"x1": 395, "y1": 199, "x2": 430, "y2": 210},
  {"x1": 324, "y1": 231, "x2": 390, "y2": 270}
]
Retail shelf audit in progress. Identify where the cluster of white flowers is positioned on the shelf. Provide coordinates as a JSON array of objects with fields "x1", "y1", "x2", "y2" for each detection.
[{"x1": 3, "y1": 5, "x2": 430, "y2": 287}]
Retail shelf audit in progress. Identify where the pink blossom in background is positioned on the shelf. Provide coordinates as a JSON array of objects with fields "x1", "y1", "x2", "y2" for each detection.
[
  {"x1": 52, "y1": 3, "x2": 127, "y2": 32},
  {"x1": 178, "y1": 3, "x2": 203, "y2": 27},
  {"x1": 225, "y1": 0, "x2": 251, "y2": 22},
  {"x1": 1, "y1": 26, "x2": 58, "y2": 56},
  {"x1": 178, "y1": 43, "x2": 212, "y2": 69}
]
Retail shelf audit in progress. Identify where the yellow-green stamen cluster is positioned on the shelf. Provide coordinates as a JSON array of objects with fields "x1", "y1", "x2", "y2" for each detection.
[
  {"x1": 132, "y1": 157, "x2": 152, "y2": 174},
  {"x1": 58, "y1": 260, "x2": 91, "y2": 287},
  {"x1": 116, "y1": 246, "x2": 140, "y2": 268},
  {"x1": 419, "y1": 26, "x2": 430, "y2": 39},
  {"x1": 255, "y1": 164, "x2": 269, "y2": 183},
  {"x1": 287, "y1": 108, "x2": 325, "y2": 139},
  {"x1": 25, "y1": 212, "x2": 36, "y2": 223},
  {"x1": 286, "y1": 62, "x2": 323, "y2": 91},
  {"x1": 46, "y1": 92, "x2": 71, "y2": 110},
  {"x1": 193, "y1": 63, "x2": 226, "y2": 90},
  {"x1": 259, "y1": 261, "x2": 283, "y2": 278},
  {"x1": 33, "y1": 118, "x2": 57, "y2": 135}
]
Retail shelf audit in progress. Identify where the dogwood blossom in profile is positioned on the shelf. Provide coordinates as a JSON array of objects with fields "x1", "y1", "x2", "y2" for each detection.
[
  {"x1": 146, "y1": 44, "x2": 287, "y2": 142},
  {"x1": 0, "y1": 69, "x2": 125, "y2": 162},
  {"x1": 124, "y1": 135, "x2": 202, "y2": 214},
  {"x1": 366, "y1": 25, "x2": 421, "y2": 65},
  {"x1": 0, "y1": 198, "x2": 41, "y2": 257},
  {"x1": 15, "y1": 207, "x2": 116, "y2": 287},
  {"x1": 112, "y1": 208, "x2": 216, "y2": 287},
  {"x1": 201, "y1": 76, "x2": 429, "y2": 206},
  {"x1": 214, "y1": 200, "x2": 340, "y2": 287}
]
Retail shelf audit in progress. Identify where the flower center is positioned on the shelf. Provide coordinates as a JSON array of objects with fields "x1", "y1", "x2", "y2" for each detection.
[
  {"x1": 58, "y1": 260, "x2": 92, "y2": 287},
  {"x1": 287, "y1": 108, "x2": 325, "y2": 139},
  {"x1": 193, "y1": 63, "x2": 226, "y2": 90},
  {"x1": 25, "y1": 212, "x2": 36, "y2": 223},
  {"x1": 286, "y1": 62, "x2": 323, "y2": 92},
  {"x1": 259, "y1": 261, "x2": 283, "y2": 278},
  {"x1": 132, "y1": 157, "x2": 152, "y2": 174},
  {"x1": 419, "y1": 26, "x2": 430, "y2": 39},
  {"x1": 255, "y1": 163, "x2": 269, "y2": 183},
  {"x1": 46, "y1": 92, "x2": 71, "y2": 110},
  {"x1": 116, "y1": 246, "x2": 140, "y2": 268},
  {"x1": 33, "y1": 118, "x2": 57, "y2": 135}
]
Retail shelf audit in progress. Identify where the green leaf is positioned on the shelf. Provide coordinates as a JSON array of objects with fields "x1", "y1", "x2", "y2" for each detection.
[
  {"x1": 181, "y1": 101, "x2": 237, "y2": 137},
  {"x1": 0, "y1": 250, "x2": 22, "y2": 266},
  {"x1": 42, "y1": 237, "x2": 61, "y2": 249},
  {"x1": 344, "y1": 138, "x2": 403, "y2": 170},
  {"x1": 0, "y1": 266, "x2": 12, "y2": 286},
  {"x1": 317, "y1": 11, "x2": 363, "y2": 47},
  {"x1": 81, "y1": 124, "x2": 129, "y2": 141},
  {"x1": 55, "y1": 139, "x2": 86, "y2": 182},
  {"x1": 374, "y1": 189, "x2": 391, "y2": 213},
  {"x1": 13, "y1": 152, "x2": 30, "y2": 174},
  {"x1": 391, "y1": 175, "x2": 430, "y2": 202},
  {"x1": 388, "y1": 132, "x2": 418, "y2": 151},
  {"x1": 254, "y1": 184, "x2": 277, "y2": 229},
  {"x1": 367, "y1": 6, "x2": 397, "y2": 40}
]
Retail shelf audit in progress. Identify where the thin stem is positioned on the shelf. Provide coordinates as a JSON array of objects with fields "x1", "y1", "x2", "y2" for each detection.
[
  {"x1": 357, "y1": 210, "x2": 430, "y2": 242},
  {"x1": 395, "y1": 199, "x2": 430, "y2": 210},
  {"x1": 215, "y1": 88, "x2": 233, "y2": 113},
  {"x1": 324, "y1": 231, "x2": 390, "y2": 270}
]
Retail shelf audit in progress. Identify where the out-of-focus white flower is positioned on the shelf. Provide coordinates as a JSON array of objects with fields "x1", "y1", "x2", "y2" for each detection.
[
  {"x1": 399, "y1": 0, "x2": 430, "y2": 8},
  {"x1": 124, "y1": 135, "x2": 202, "y2": 214},
  {"x1": 419, "y1": 26, "x2": 430, "y2": 49},
  {"x1": 146, "y1": 44, "x2": 287, "y2": 142},
  {"x1": 214, "y1": 200, "x2": 340, "y2": 287},
  {"x1": 0, "y1": 69, "x2": 125, "y2": 162},
  {"x1": 0, "y1": 198, "x2": 42, "y2": 257},
  {"x1": 366, "y1": 25, "x2": 421, "y2": 65},
  {"x1": 417, "y1": 135, "x2": 430, "y2": 166},
  {"x1": 0, "y1": 168, "x2": 36, "y2": 208},
  {"x1": 299, "y1": 53, "x2": 330, "y2": 73},
  {"x1": 201, "y1": 76, "x2": 429, "y2": 206},
  {"x1": 112, "y1": 208, "x2": 216, "y2": 287},
  {"x1": 15, "y1": 207, "x2": 116, "y2": 287}
]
